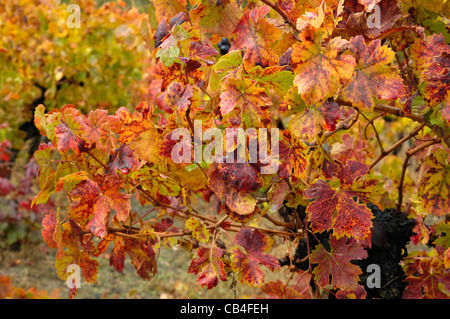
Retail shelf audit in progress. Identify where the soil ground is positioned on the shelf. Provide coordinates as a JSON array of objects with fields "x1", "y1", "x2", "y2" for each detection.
[{"x1": 0, "y1": 234, "x2": 287, "y2": 299}]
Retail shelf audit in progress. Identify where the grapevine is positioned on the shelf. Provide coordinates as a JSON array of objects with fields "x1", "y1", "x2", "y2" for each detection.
[{"x1": 31, "y1": 0, "x2": 450, "y2": 299}]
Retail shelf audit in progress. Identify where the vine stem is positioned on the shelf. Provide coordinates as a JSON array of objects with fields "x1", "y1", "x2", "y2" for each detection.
[
  {"x1": 308, "y1": 111, "x2": 359, "y2": 147},
  {"x1": 259, "y1": 0, "x2": 299, "y2": 35},
  {"x1": 396, "y1": 138, "x2": 440, "y2": 212},
  {"x1": 369, "y1": 123, "x2": 426, "y2": 170}
]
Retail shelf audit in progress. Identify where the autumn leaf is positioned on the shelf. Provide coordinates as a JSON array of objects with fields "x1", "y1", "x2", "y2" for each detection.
[
  {"x1": 118, "y1": 101, "x2": 160, "y2": 164},
  {"x1": 260, "y1": 280, "x2": 302, "y2": 299},
  {"x1": 56, "y1": 171, "x2": 89, "y2": 193},
  {"x1": 208, "y1": 162, "x2": 262, "y2": 217},
  {"x1": 402, "y1": 252, "x2": 450, "y2": 299},
  {"x1": 230, "y1": 5, "x2": 283, "y2": 70},
  {"x1": 186, "y1": 217, "x2": 209, "y2": 243},
  {"x1": 75, "y1": 109, "x2": 115, "y2": 152},
  {"x1": 208, "y1": 169, "x2": 257, "y2": 217},
  {"x1": 292, "y1": 36, "x2": 356, "y2": 105},
  {"x1": 55, "y1": 222, "x2": 99, "y2": 284},
  {"x1": 341, "y1": 35, "x2": 406, "y2": 110},
  {"x1": 131, "y1": 166, "x2": 181, "y2": 198},
  {"x1": 410, "y1": 34, "x2": 450, "y2": 107},
  {"x1": 107, "y1": 144, "x2": 138, "y2": 177},
  {"x1": 156, "y1": 81, "x2": 194, "y2": 113},
  {"x1": 263, "y1": 180, "x2": 290, "y2": 214},
  {"x1": 124, "y1": 238, "x2": 158, "y2": 280},
  {"x1": 209, "y1": 49, "x2": 243, "y2": 93},
  {"x1": 219, "y1": 77, "x2": 272, "y2": 129},
  {"x1": 189, "y1": 0, "x2": 242, "y2": 37},
  {"x1": 260, "y1": 271, "x2": 313, "y2": 299},
  {"x1": 419, "y1": 148, "x2": 450, "y2": 217},
  {"x1": 278, "y1": 130, "x2": 309, "y2": 179},
  {"x1": 188, "y1": 246, "x2": 227, "y2": 289},
  {"x1": 34, "y1": 104, "x2": 62, "y2": 140},
  {"x1": 151, "y1": 0, "x2": 185, "y2": 25},
  {"x1": 336, "y1": 285, "x2": 367, "y2": 299},
  {"x1": 245, "y1": 65, "x2": 294, "y2": 96},
  {"x1": 310, "y1": 235, "x2": 368, "y2": 290},
  {"x1": 344, "y1": 0, "x2": 404, "y2": 39},
  {"x1": 331, "y1": 133, "x2": 369, "y2": 163},
  {"x1": 216, "y1": 162, "x2": 262, "y2": 194},
  {"x1": 54, "y1": 123, "x2": 88, "y2": 154},
  {"x1": 68, "y1": 176, "x2": 130, "y2": 238},
  {"x1": 319, "y1": 101, "x2": 345, "y2": 131},
  {"x1": 110, "y1": 237, "x2": 126, "y2": 273},
  {"x1": 230, "y1": 228, "x2": 280, "y2": 287},
  {"x1": 54, "y1": 105, "x2": 88, "y2": 153},
  {"x1": 42, "y1": 210, "x2": 58, "y2": 249},
  {"x1": 304, "y1": 160, "x2": 379, "y2": 240}
]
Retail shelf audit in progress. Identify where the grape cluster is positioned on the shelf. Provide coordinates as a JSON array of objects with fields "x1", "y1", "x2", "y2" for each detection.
[
  {"x1": 279, "y1": 203, "x2": 416, "y2": 299},
  {"x1": 218, "y1": 38, "x2": 231, "y2": 55},
  {"x1": 353, "y1": 203, "x2": 415, "y2": 299}
]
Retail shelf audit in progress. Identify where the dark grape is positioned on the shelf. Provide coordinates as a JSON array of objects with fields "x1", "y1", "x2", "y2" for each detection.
[
  {"x1": 218, "y1": 38, "x2": 231, "y2": 55},
  {"x1": 352, "y1": 203, "x2": 415, "y2": 299},
  {"x1": 279, "y1": 203, "x2": 416, "y2": 299}
]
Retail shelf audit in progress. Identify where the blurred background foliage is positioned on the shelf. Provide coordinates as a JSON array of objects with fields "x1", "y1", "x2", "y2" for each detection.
[{"x1": 0, "y1": 0, "x2": 150, "y2": 249}]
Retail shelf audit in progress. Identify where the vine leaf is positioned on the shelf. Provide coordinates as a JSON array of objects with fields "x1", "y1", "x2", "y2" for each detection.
[
  {"x1": 263, "y1": 180, "x2": 290, "y2": 214},
  {"x1": 189, "y1": 0, "x2": 242, "y2": 37},
  {"x1": 208, "y1": 163, "x2": 261, "y2": 216},
  {"x1": 402, "y1": 252, "x2": 450, "y2": 299},
  {"x1": 230, "y1": 228, "x2": 280, "y2": 287},
  {"x1": 341, "y1": 35, "x2": 406, "y2": 110},
  {"x1": 55, "y1": 222, "x2": 99, "y2": 284},
  {"x1": 335, "y1": 285, "x2": 367, "y2": 299},
  {"x1": 68, "y1": 177, "x2": 131, "y2": 238},
  {"x1": 230, "y1": 5, "x2": 283, "y2": 70},
  {"x1": 110, "y1": 237, "x2": 126, "y2": 273},
  {"x1": 118, "y1": 101, "x2": 160, "y2": 164},
  {"x1": 304, "y1": 160, "x2": 379, "y2": 240},
  {"x1": 260, "y1": 280, "x2": 302, "y2": 299},
  {"x1": 107, "y1": 145, "x2": 138, "y2": 177},
  {"x1": 410, "y1": 34, "x2": 450, "y2": 107},
  {"x1": 292, "y1": 36, "x2": 356, "y2": 105},
  {"x1": 124, "y1": 238, "x2": 158, "y2": 280},
  {"x1": 419, "y1": 148, "x2": 450, "y2": 217},
  {"x1": 188, "y1": 246, "x2": 228, "y2": 289},
  {"x1": 219, "y1": 77, "x2": 272, "y2": 129},
  {"x1": 41, "y1": 210, "x2": 58, "y2": 249},
  {"x1": 260, "y1": 272, "x2": 313, "y2": 299},
  {"x1": 310, "y1": 235, "x2": 368, "y2": 290},
  {"x1": 186, "y1": 217, "x2": 209, "y2": 243},
  {"x1": 278, "y1": 130, "x2": 309, "y2": 179}
]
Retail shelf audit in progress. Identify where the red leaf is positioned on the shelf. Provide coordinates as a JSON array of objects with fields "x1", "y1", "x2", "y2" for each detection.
[
  {"x1": 42, "y1": 210, "x2": 58, "y2": 249},
  {"x1": 341, "y1": 35, "x2": 406, "y2": 110},
  {"x1": 124, "y1": 239, "x2": 157, "y2": 280},
  {"x1": 107, "y1": 145, "x2": 138, "y2": 177},
  {"x1": 304, "y1": 161, "x2": 377, "y2": 240},
  {"x1": 403, "y1": 254, "x2": 450, "y2": 299},
  {"x1": 54, "y1": 123, "x2": 88, "y2": 153},
  {"x1": 110, "y1": 237, "x2": 126, "y2": 273},
  {"x1": 230, "y1": 228, "x2": 280, "y2": 287},
  {"x1": 319, "y1": 101, "x2": 343, "y2": 131},
  {"x1": 188, "y1": 246, "x2": 227, "y2": 289},
  {"x1": 230, "y1": 5, "x2": 282, "y2": 69},
  {"x1": 310, "y1": 236, "x2": 368, "y2": 290}
]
